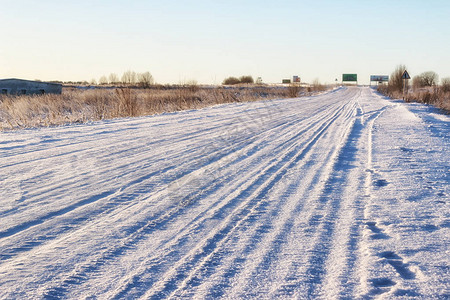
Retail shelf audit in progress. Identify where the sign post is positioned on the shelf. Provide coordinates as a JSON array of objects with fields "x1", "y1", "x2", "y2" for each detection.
[{"x1": 402, "y1": 70, "x2": 411, "y2": 101}]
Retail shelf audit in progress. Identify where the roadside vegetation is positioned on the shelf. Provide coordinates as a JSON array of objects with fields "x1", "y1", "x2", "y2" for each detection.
[
  {"x1": 222, "y1": 75, "x2": 255, "y2": 85},
  {"x1": 377, "y1": 65, "x2": 450, "y2": 113},
  {"x1": 0, "y1": 82, "x2": 329, "y2": 130}
]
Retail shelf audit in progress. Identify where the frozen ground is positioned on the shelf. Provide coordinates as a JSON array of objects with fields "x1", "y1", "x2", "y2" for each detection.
[{"x1": 0, "y1": 87, "x2": 448, "y2": 299}]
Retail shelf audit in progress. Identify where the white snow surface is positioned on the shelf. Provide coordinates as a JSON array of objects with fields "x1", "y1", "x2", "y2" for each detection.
[{"x1": 0, "y1": 87, "x2": 448, "y2": 299}]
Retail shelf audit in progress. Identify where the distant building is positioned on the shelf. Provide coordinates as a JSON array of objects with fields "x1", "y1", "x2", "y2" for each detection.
[{"x1": 0, "y1": 78, "x2": 62, "y2": 95}]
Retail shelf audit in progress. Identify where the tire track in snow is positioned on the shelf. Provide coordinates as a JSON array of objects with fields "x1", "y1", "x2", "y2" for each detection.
[
  {"x1": 1, "y1": 101, "x2": 288, "y2": 222},
  {"x1": 0, "y1": 107, "x2": 297, "y2": 260},
  {"x1": 108, "y1": 94, "x2": 356, "y2": 300},
  {"x1": 312, "y1": 98, "x2": 391, "y2": 299},
  {"x1": 134, "y1": 97, "x2": 354, "y2": 299},
  {"x1": 2, "y1": 104, "x2": 312, "y2": 296},
  {"x1": 0, "y1": 87, "x2": 441, "y2": 299},
  {"x1": 0, "y1": 96, "x2": 338, "y2": 296},
  {"x1": 34, "y1": 94, "x2": 348, "y2": 300},
  {"x1": 288, "y1": 92, "x2": 394, "y2": 299},
  {"x1": 0, "y1": 96, "x2": 333, "y2": 261},
  {"x1": 225, "y1": 93, "x2": 359, "y2": 299},
  {"x1": 218, "y1": 89, "x2": 381, "y2": 299},
  {"x1": 0, "y1": 111, "x2": 240, "y2": 161},
  {"x1": 38, "y1": 98, "x2": 348, "y2": 295},
  {"x1": 1, "y1": 86, "x2": 394, "y2": 295},
  {"x1": 192, "y1": 102, "x2": 358, "y2": 299}
]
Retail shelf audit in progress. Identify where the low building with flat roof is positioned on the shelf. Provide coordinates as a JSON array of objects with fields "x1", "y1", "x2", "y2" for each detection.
[{"x1": 0, "y1": 79, "x2": 62, "y2": 95}]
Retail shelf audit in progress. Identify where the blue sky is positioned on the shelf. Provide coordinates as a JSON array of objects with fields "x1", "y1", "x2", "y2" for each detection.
[{"x1": 1, "y1": 0, "x2": 449, "y2": 84}]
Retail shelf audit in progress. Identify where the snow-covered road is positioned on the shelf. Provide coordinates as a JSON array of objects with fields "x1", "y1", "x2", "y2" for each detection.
[{"x1": 0, "y1": 87, "x2": 448, "y2": 299}]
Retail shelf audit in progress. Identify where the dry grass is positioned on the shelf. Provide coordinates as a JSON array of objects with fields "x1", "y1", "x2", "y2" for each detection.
[
  {"x1": 377, "y1": 85, "x2": 450, "y2": 113},
  {"x1": 0, "y1": 85, "x2": 329, "y2": 130}
]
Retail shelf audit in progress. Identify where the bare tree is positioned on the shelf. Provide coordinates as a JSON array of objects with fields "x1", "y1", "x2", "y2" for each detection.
[
  {"x1": 121, "y1": 72, "x2": 129, "y2": 84},
  {"x1": 121, "y1": 71, "x2": 137, "y2": 85},
  {"x1": 109, "y1": 73, "x2": 119, "y2": 84},
  {"x1": 130, "y1": 71, "x2": 137, "y2": 85},
  {"x1": 441, "y1": 77, "x2": 450, "y2": 92},
  {"x1": 388, "y1": 64, "x2": 407, "y2": 93},
  {"x1": 312, "y1": 78, "x2": 325, "y2": 91},
  {"x1": 99, "y1": 75, "x2": 108, "y2": 85},
  {"x1": 419, "y1": 71, "x2": 439, "y2": 87},
  {"x1": 412, "y1": 75, "x2": 422, "y2": 91},
  {"x1": 137, "y1": 72, "x2": 154, "y2": 88}
]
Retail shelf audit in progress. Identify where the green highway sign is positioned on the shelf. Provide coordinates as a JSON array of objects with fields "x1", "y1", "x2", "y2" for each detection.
[{"x1": 342, "y1": 74, "x2": 358, "y2": 82}]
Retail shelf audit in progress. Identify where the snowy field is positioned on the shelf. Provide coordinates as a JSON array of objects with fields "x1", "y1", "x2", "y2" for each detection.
[{"x1": 0, "y1": 87, "x2": 448, "y2": 299}]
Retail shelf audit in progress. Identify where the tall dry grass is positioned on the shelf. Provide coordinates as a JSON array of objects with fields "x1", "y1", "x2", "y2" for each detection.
[
  {"x1": 0, "y1": 85, "x2": 328, "y2": 130},
  {"x1": 377, "y1": 85, "x2": 450, "y2": 113}
]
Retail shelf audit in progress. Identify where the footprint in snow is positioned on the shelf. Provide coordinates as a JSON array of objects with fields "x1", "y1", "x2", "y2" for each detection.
[
  {"x1": 399, "y1": 147, "x2": 414, "y2": 153},
  {"x1": 373, "y1": 179, "x2": 389, "y2": 188},
  {"x1": 437, "y1": 191, "x2": 446, "y2": 197},
  {"x1": 368, "y1": 251, "x2": 418, "y2": 296},
  {"x1": 365, "y1": 221, "x2": 390, "y2": 240},
  {"x1": 378, "y1": 251, "x2": 416, "y2": 280},
  {"x1": 371, "y1": 277, "x2": 396, "y2": 288},
  {"x1": 369, "y1": 278, "x2": 396, "y2": 296}
]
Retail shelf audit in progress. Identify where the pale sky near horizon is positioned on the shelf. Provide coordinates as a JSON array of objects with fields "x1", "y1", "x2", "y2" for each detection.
[{"x1": 1, "y1": 0, "x2": 449, "y2": 85}]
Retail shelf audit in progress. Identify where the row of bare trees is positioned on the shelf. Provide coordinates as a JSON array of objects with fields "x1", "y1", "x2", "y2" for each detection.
[
  {"x1": 95, "y1": 71, "x2": 154, "y2": 88},
  {"x1": 412, "y1": 71, "x2": 448, "y2": 90},
  {"x1": 388, "y1": 65, "x2": 449, "y2": 92},
  {"x1": 378, "y1": 65, "x2": 450, "y2": 111}
]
